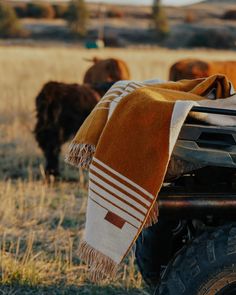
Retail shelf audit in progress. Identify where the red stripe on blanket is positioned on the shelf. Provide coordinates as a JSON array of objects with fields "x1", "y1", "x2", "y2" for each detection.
[{"x1": 105, "y1": 211, "x2": 126, "y2": 229}]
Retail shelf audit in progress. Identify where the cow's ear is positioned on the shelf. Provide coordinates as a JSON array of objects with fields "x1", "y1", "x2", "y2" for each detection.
[{"x1": 93, "y1": 57, "x2": 100, "y2": 64}]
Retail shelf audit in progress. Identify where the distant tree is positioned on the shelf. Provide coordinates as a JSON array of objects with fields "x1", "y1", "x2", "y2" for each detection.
[
  {"x1": 14, "y1": 3, "x2": 28, "y2": 18},
  {"x1": 152, "y1": 0, "x2": 169, "y2": 38},
  {"x1": 53, "y1": 4, "x2": 68, "y2": 19},
  {"x1": 0, "y1": 1, "x2": 25, "y2": 38},
  {"x1": 27, "y1": 2, "x2": 55, "y2": 19},
  {"x1": 66, "y1": 0, "x2": 89, "y2": 37}
]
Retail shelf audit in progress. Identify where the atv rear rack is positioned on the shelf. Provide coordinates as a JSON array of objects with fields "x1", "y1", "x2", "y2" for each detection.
[
  {"x1": 190, "y1": 106, "x2": 236, "y2": 116},
  {"x1": 158, "y1": 106, "x2": 236, "y2": 218},
  {"x1": 158, "y1": 193, "x2": 236, "y2": 218}
]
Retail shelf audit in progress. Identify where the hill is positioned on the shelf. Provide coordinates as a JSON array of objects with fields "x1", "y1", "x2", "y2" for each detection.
[{"x1": 202, "y1": 0, "x2": 236, "y2": 3}]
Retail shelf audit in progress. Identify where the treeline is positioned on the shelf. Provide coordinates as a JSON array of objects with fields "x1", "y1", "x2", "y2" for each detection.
[
  {"x1": 12, "y1": 2, "x2": 127, "y2": 20},
  {"x1": 14, "y1": 2, "x2": 68, "y2": 19},
  {"x1": 0, "y1": 0, "x2": 89, "y2": 38}
]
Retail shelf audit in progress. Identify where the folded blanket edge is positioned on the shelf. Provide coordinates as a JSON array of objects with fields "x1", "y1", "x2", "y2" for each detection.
[
  {"x1": 78, "y1": 240, "x2": 118, "y2": 281},
  {"x1": 65, "y1": 142, "x2": 95, "y2": 169}
]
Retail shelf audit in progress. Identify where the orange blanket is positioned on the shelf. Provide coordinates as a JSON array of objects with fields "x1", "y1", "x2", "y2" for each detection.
[{"x1": 65, "y1": 75, "x2": 232, "y2": 281}]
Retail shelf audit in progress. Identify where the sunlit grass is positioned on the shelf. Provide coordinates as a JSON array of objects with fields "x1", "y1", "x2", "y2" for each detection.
[{"x1": 0, "y1": 178, "x2": 146, "y2": 293}]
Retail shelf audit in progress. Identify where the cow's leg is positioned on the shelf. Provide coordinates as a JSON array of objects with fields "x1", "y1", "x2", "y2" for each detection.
[
  {"x1": 44, "y1": 145, "x2": 61, "y2": 177},
  {"x1": 34, "y1": 125, "x2": 62, "y2": 178}
]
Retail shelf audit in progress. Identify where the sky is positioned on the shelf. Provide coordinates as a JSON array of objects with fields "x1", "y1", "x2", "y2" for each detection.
[{"x1": 88, "y1": 0, "x2": 204, "y2": 6}]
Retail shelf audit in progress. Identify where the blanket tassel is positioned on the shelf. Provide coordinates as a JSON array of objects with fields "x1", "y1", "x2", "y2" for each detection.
[
  {"x1": 144, "y1": 202, "x2": 159, "y2": 228},
  {"x1": 78, "y1": 240, "x2": 118, "y2": 282},
  {"x1": 65, "y1": 143, "x2": 95, "y2": 169}
]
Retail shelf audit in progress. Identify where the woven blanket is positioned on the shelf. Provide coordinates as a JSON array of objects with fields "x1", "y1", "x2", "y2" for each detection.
[{"x1": 65, "y1": 74, "x2": 233, "y2": 281}]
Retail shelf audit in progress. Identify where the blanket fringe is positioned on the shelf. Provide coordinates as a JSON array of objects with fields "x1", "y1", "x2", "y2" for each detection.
[
  {"x1": 78, "y1": 240, "x2": 118, "y2": 282},
  {"x1": 144, "y1": 202, "x2": 159, "y2": 228},
  {"x1": 65, "y1": 142, "x2": 95, "y2": 169}
]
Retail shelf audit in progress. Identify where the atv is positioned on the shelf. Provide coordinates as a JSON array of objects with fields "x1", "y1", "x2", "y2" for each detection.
[{"x1": 135, "y1": 106, "x2": 236, "y2": 295}]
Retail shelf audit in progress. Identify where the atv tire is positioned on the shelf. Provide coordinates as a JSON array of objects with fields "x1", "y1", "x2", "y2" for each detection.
[{"x1": 157, "y1": 224, "x2": 236, "y2": 295}]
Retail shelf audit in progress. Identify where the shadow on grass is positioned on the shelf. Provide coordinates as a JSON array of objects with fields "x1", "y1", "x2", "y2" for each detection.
[{"x1": 0, "y1": 284, "x2": 152, "y2": 295}]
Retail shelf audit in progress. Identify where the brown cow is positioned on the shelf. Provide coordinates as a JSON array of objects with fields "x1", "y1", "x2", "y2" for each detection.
[
  {"x1": 34, "y1": 81, "x2": 100, "y2": 177},
  {"x1": 169, "y1": 58, "x2": 236, "y2": 88},
  {"x1": 83, "y1": 57, "x2": 130, "y2": 95},
  {"x1": 35, "y1": 58, "x2": 131, "y2": 177}
]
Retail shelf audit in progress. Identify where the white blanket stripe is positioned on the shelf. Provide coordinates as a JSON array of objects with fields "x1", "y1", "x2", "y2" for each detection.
[
  {"x1": 102, "y1": 89, "x2": 122, "y2": 99},
  {"x1": 98, "y1": 97, "x2": 126, "y2": 106},
  {"x1": 89, "y1": 189, "x2": 141, "y2": 228},
  {"x1": 129, "y1": 81, "x2": 144, "y2": 87},
  {"x1": 93, "y1": 157, "x2": 155, "y2": 200},
  {"x1": 96, "y1": 107, "x2": 110, "y2": 110},
  {"x1": 89, "y1": 180, "x2": 145, "y2": 219},
  {"x1": 89, "y1": 172, "x2": 148, "y2": 211},
  {"x1": 97, "y1": 95, "x2": 119, "y2": 105},
  {"x1": 107, "y1": 82, "x2": 149, "y2": 119},
  {"x1": 97, "y1": 99, "x2": 116, "y2": 104},
  {"x1": 98, "y1": 82, "x2": 141, "y2": 106},
  {"x1": 90, "y1": 164, "x2": 150, "y2": 206},
  {"x1": 125, "y1": 86, "x2": 140, "y2": 92},
  {"x1": 107, "y1": 79, "x2": 165, "y2": 121},
  {"x1": 100, "y1": 92, "x2": 119, "y2": 99}
]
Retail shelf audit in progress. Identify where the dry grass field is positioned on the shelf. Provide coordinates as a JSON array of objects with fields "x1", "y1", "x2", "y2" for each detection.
[{"x1": 1, "y1": 46, "x2": 236, "y2": 294}]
